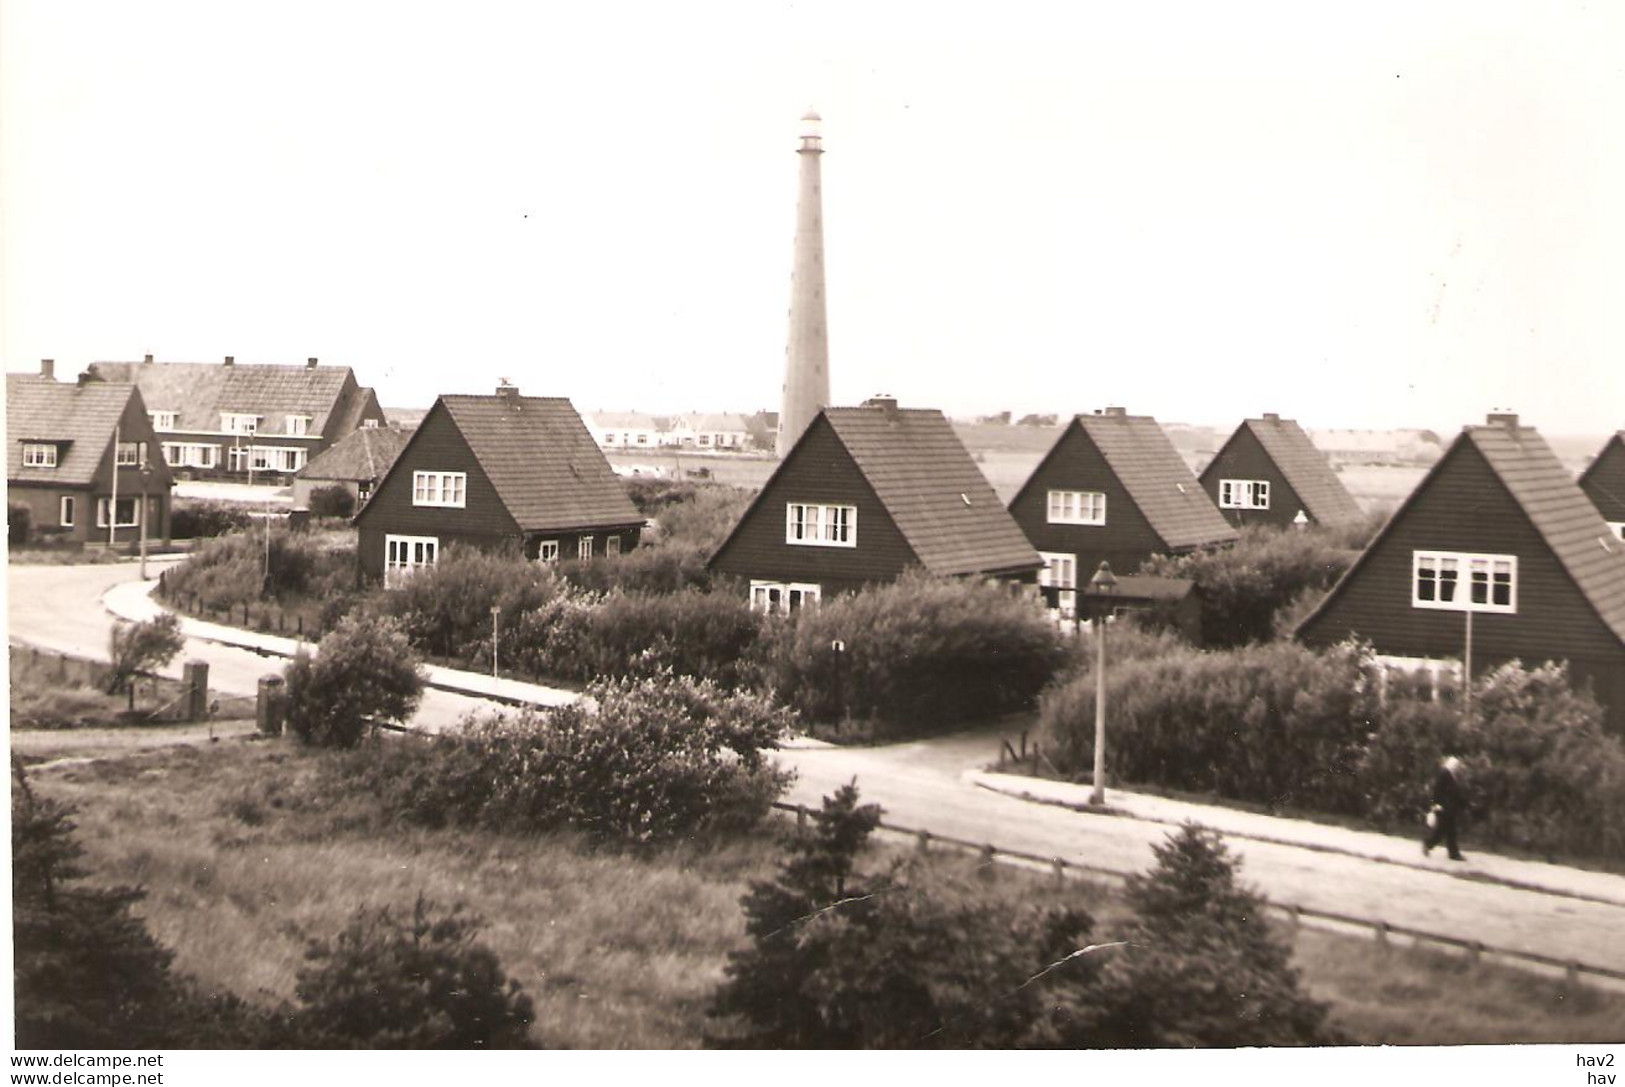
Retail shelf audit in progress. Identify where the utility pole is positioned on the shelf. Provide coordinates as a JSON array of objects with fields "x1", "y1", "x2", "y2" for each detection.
[
  {"x1": 1462, "y1": 607, "x2": 1474, "y2": 720},
  {"x1": 491, "y1": 605, "x2": 501, "y2": 679},
  {"x1": 109, "y1": 424, "x2": 120, "y2": 549},
  {"x1": 139, "y1": 460, "x2": 152, "y2": 579}
]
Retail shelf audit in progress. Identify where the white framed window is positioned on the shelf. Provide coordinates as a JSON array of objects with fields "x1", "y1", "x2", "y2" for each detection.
[
  {"x1": 578, "y1": 536, "x2": 594, "y2": 560},
  {"x1": 1219, "y1": 479, "x2": 1271, "y2": 510},
  {"x1": 412, "y1": 471, "x2": 467, "y2": 508},
  {"x1": 162, "y1": 442, "x2": 219, "y2": 469},
  {"x1": 1609, "y1": 522, "x2": 1625, "y2": 542},
  {"x1": 1047, "y1": 489, "x2": 1106, "y2": 525},
  {"x1": 285, "y1": 415, "x2": 311, "y2": 436},
  {"x1": 538, "y1": 540, "x2": 560, "y2": 564},
  {"x1": 22, "y1": 443, "x2": 57, "y2": 468},
  {"x1": 96, "y1": 497, "x2": 138, "y2": 527},
  {"x1": 384, "y1": 534, "x2": 439, "y2": 588},
  {"x1": 607, "y1": 535, "x2": 622, "y2": 556},
  {"x1": 60, "y1": 496, "x2": 75, "y2": 526},
  {"x1": 150, "y1": 411, "x2": 177, "y2": 431},
  {"x1": 1037, "y1": 551, "x2": 1078, "y2": 590},
  {"x1": 115, "y1": 442, "x2": 145, "y2": 467},
  {"x1": 221, "y1": 413, "x2": 259, "y2": 435},
  {"x1": 750, "y1": 580, "x2": 822, "y2": 615},
  {"x1": 636, "y1": 434, "x2": 648, "y2": 445},
  {"x1": 785, "y1": 502, "x2": 857, "y2": 547},
  {"x1": 362, "y1": 419, "x2": 380, "y2": 429},
  {"x1": 1413, "y1": 551, "x2": 1516, "y2": 614}
]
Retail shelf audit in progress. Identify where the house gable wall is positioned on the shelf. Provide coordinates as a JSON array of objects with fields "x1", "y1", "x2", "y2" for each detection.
[
  {"x1": 1007, "y1": 421, "x2": 1167, "y2": 577},
  {"x1": 1198, "y1": 425, "x2": 1309, "y2": 529},
  {"x1": 1580, "y1": 436, "x2": 1625, "y2": 523}
]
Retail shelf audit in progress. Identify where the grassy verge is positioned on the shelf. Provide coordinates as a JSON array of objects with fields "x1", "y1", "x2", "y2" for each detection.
[{"x1": 29, "y1": 739, "x2": 1625, "y2": 1048}]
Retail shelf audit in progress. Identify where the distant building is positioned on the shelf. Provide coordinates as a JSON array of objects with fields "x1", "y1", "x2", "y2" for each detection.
[
  {"x1": 355, "y1": 385, "x2": 644, "y2": 586},
  {"x1": 292, "y1": 425, "x2": 414, "y2": 509},
  {"x1": 1306, "y1": 428, "x2": 1442, "y2": 466},
  {"x1": 7, "y1": 362, "x2": 173, "y2": 545},
  {"x1": 1007, "y1": 408, "x2": 1237, "y2": 616},
  {"x1": 1579, "y1": 432, "x2": 1625, "y2": 541},
  {"x1": 666, "y1": 413, "x2": 750, "y2": 450},
  {"x1": 585, "y1": 411, "x2": 663, "y2": 451},
  {"x1": 1199, "y1": 413, "x2": 1365, "y2": 529},
  {"x1": 1298, "y1": 412, "x2": 1625, "y2": 734},
  {"x1": 87, "y1": 355, "x2": 385, "y2": 483},
  {"x1": 709, "y1": 396, "x2": 1042, "y2": 612}
]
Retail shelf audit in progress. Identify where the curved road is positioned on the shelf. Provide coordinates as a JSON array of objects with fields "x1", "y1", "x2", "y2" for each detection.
[{"x1": 11, "y1": 560, "x2": 1625, "y2": 978}]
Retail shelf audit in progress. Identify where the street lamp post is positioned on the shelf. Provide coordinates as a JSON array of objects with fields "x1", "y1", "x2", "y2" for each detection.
[
  {"x1": 491, "y1": 605, "x2": 502, "y2": 680},
  {"x1": 1089, "y1": 561, "x2": 1117, "y2": 806},
  {"x1": 139, "y1": 460, "x2": 153, "y2": 580},
  {"x1": 830, "y1": 638, "x2": 846, "y2": 731}
]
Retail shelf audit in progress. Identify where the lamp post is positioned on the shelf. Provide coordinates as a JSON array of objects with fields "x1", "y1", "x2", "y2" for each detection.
[
  {"x1": 1089, "y1": 561, "x2": 1117, "y2": 806},
  {"x1": 491, "y1": 605, "x2": 502, "y2": 680},
  {"x1": 138, "y1": 460, "x2": 153, "y2": 580},
  {"x1": 830, "y1": 638, "x2": 846, "y2": 731}
]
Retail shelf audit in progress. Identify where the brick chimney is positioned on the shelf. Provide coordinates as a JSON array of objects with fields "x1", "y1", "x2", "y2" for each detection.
[
  {"x1": 142, "y1": 354, "x2": 154, "y2": 365},
  {"x1": 1101, "y1": 406, "x2": 1128, "y2": 417},
  {"x1": 496, "y1": 381, "x2": 520, "y2": 403},
  {"x1": 306, "y1": 357, "x2": 319, "y2": 369},
  {"x1": 1262, "y1": 412, "x2": 1280, "y2": 422},
  {"x1": 862, "y1": 394, "x2": 899, "y2": 420},
  {"x1": 39, "y1": 359, "x2": 54, "y2": 381},
  {"x1": 223, "y1": 355, "x2": 235, "y2": 366},
  {"x1": 1486, "y1": 410, "x2": 1520, "y2": 428}
]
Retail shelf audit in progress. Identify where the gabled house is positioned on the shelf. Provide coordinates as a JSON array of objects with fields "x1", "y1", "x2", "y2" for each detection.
[
  {"x1": 667, "y1": 413, "x2": 750, "y2": 450},
  {"x1": 1297, "y1": 413, "x2": 1625, "y2": 733},
  {"x1": 355, "y1": 385, "x2": 644, "y2": 585},
  {"x1": 585, "y1": 411, "x2": 664, "y2": 451},
  {"x1": 7, "y1": 362, "x2": 173, "y2": 545},
  {"x1": 292, "y1": 425, "x2": 414, "y2": 509},
  {"x1": 1579, "y1": 432, "x2": 1625, "y2": 541},
  {"x1": 87, "y1": 355, "x2": 385, "y2": 482},
  {"x1": 1007, "y1": 408, "x2": 1238, "y2": 615},
  {"x1": 1199, "y1": 413, "x2": 1365, "y2": 529},
  {"x1": 708, "y1": 396, "x2": 1043, "y2": 612}
]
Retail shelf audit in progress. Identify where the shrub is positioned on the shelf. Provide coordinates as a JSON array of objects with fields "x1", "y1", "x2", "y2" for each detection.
[
  {"x1": 772, "y1": 573, "x2": 1066, "y2": 735},
  {"x1": 351, "y1": 673, "x2": 793, "y2": 843},
  {"x1": 307, "y1": 485, "x2": 357, "y2": 520},
  {"x1": 162, "y1": 528, "x2": 337, "y2": 609},
  {"x1": 647, "y1": 483, "x2": 755, "y2": 553},
  {"x1": 170, "y1": 500, "x2": 253, "y2": 539},
  {"x1": 293, "y1": 896, "x2": 534, "y2": 1049},
  {"x1": 556, "y1": 542, "x2": 714, "y2": 594},
  {"x1": 105, "y1": 614, "x2": 185, "y2": 694},
  {"x1": 9, "y1": 501, "x2": 32, "y2": 545},
  {"x1": 582, "y1": 590, "x2": 765, "y2": 687},
  {"x1": 369, "y1": 547, "x2": 557, "y2": 662},
  {"x1": 1141, "y1": 526, "x2": 1359, "y2": 647},
  {"x1": 284, "y1": 614, "x2": 426, "y2": 748}
]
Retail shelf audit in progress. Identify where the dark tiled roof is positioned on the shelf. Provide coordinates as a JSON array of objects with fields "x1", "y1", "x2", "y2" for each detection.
[
  {"x1": 1075, "y1": 413, "x2": 1239, "y2": 551},
  {"x1": 1579, "y1": 432, "x2": 1625, "y2": 517},
  {"x1": 1468, "y1": 424, "x2": 1625, "y2": 643},
  {"x1": 440, "y1": 394, "x2": 642, "y2": 533},
  {"x1": 88, "y1": 360, "x2": 371, "y2": 436},
  {"x1": 1239, "y1": 416, "x2": 1365, "y2": 525},
  {"x1": 823, "y1": 405, "x2": 1042, "y2": 577},
  {"x1": 297, "y1": 426, "x2": 414, "y2": 483},
  {"x1": 7, "y1": 375, "x2": 137, "y2": 485}
]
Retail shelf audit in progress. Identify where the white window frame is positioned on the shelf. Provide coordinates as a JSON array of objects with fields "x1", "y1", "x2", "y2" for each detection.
[
  {"x1": 1609, "y1": 522, "x2": 1625, "y2": 542},
  {"x1": 59, "y1": 495, "x2": 75, "y2": 526},
  {"x1": 1412, "y1": 550, "x2": 1517, "y2": 614},
  {"x1": 21, "y1": 443, "x2": 57, "y2": 468},
  {"x1": 384, "y1": 534, "x2": 439, "y2": 588},
  {"x1": 285, "y1": 415, "x2": 311, "y2": 436},
  {"x1": 115, "y1": 442, "x2": 145, "y2": 467},
  {"x1": 578, "y1": 536, "x2": 594, "y2": 560},
  {"x1": 362, "y1": 419, "x2": 380, "y2": 430},
  {"x1": 1037, "y1": 551, "x2": 1078, "y2": 591},
  {"x1": 96, "y1": 496, "x2": 139, "y2": 528},
  {"x1": 221, "y1": 412, "x2": 260, "y2": 435},
  {"x1": 1218, "y1": 479, "x2": 1271, "y2": 510},
  {"x1": 411, "y1": 470, "x2": 467, "y2": 508},
  {"x1": 1047, "y1": 489, "x2": 1106, "y2": 526},
  {"x1": 150, "y1": 411, "x2": 178, "y2": 431},
  {"x1": 785, "y1": 502, "x2": 857, "y2": 547},
  {"x1": 750, "y1": 579, "x2": 822, "y2": 615},
  {"x1": 163, "y1": 442, "x2": 220, "y2": 469},
  {"x1": 607, "y1": 535, "x2": 622, "y2": 556},
  {"x1": 538, "y1": 540, "x2": 560, "y2": 564}
]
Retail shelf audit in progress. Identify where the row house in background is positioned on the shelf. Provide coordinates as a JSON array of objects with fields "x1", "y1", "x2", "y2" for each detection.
[
  {"x1": 86, "y1": 355, "x2": 385, "y2": 483},
  {"x1": 291, "y1": 424, "x2": 414, "y2": 510},
  {"x1": 355, "y1": 385, "x2": 644, "y2": 586},
  {"x1": 709, "y1": 396, "x2": 1043, "y2": 612},
  {"x1": 1297, "y1": 412, "x2": 1625, "y2": 734},
  {"x1": 585, "y1": 411, "x2": 756, "y2": 451},
  {"x1": 1198, "y1": 413, "x2": 1365, "y2": 530},
  {"x1": 1579, "y1": 431, "x2": 1625, "y2": 540},
  {"x1": 586, "y1": 411, "x2": 664, "y2": 450},
  {"x1": 1007, "y1": 408, "x2": 1237, "y2": 622},
  {"x1": 7, "y1": 363, "x2": 173, "y2": 545},
  {"x1": 666, "y1": 413, "x2": 751, "y2": 449}
]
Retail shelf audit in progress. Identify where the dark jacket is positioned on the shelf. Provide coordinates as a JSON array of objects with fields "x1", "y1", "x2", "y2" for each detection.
[{"x1": 1430, "y1": 766, "x2": 1464, "y2": 813}]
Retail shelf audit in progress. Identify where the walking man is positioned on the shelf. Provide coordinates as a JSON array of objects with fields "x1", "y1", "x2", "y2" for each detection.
[{"x1": 1422, "y1": 755, "x2": 1467, "y2": 861}]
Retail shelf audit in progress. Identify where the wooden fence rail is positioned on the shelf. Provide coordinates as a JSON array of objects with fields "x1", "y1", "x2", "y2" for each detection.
[{"x1": 769, "y1": 801, "x2": 1625, "y2": 989}]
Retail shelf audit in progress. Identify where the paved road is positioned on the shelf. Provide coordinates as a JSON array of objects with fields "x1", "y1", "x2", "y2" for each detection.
[{"x1": 7, "y1": 561, "x2": 506, "y2": 731}]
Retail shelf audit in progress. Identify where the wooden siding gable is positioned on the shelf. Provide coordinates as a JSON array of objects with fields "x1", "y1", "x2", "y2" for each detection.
[
  {"x1": 708, "y1": 413, "x2": 921, "y2": 585},
  {"x1": 1198, "y1": 424, "x2": 1309, "y2": 528},
  {"x1": 1580, "y1": 433, "x2": 1625, "y2": 523},
  {"x1": 1297, "y1": 434, "x2": 1625, "y2": 664},
  {"x1": 354, "y1": 399, "x2": 520, "y2": 539}
]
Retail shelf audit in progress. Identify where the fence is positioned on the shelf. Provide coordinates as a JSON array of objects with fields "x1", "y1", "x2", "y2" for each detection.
[
  {"x1": 769, "y1": 800, "x2": 1625, "y2": 991},
  {"x1": 9, "y1": 643, "x2": 251, "y2": 724}
]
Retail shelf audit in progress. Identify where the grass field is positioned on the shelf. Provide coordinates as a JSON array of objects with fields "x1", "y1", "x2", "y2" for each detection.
[{"x1": 24, "y1": 737, "x2": 1625, "y2": 1048}]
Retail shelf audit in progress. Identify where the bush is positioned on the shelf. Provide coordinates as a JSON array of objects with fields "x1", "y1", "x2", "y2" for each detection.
[
  {"x1": 556, "y1": 542, "x2": 714, "y2": 594},
  {"x1": 368, "y1": 547, "x2": 557, "y2": 662},
  {"x1": 105, "y1": 614, "x2": 185, "y2": 694},
  {"x1": 284, "y1": 614, "x2": 426, "y2": 748},
  {"x1": 645, "y1": 483, "x2": 755, "y2": 553},
  {"x1": 307, "y1": 485, "x2": 357, "y2": 520},
  {"x1": 350, "y1": 673, "x2": 793, "y2": 843},
  {"x1": 292, "y1": 896, "x2": 534, "y2": 1049},
  {"x1": 162, "y1": 528, "x2": 339, "y2": 609},
  {"x1": 170, "y1": 500, "x2": 253, "y2": 539},
  {"x1": 9, "y1": 501, "x2": 32, "y2": 545},
  {"x1": 771, "y1": 573, "x2": 1066, "y2": 735},
  {"x1": 1141, "y1": 526, "x2": 1359, "y2": 647}
]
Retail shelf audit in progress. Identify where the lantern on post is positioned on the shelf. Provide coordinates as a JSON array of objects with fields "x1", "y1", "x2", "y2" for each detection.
[{"x1": 1088, "y1": 561, "x2": 1117, "y2": 806}]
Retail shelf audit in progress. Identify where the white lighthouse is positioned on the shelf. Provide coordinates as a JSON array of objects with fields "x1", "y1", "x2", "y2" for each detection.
[{"x1": 777, "y1": 109, "x2": 831, "y2": 458}]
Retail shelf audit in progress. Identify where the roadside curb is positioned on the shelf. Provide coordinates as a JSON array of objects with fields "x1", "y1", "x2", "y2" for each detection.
[{"x1": 966, "y1": 770, "x2": 1625, "y2": 910}]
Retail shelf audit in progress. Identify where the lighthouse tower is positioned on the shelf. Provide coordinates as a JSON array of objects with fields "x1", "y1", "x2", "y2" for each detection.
[{"x1": 777, "y1": 109, "x2": 830, "y2": 458}]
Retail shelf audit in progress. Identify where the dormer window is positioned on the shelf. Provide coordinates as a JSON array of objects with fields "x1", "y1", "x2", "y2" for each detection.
[
  {"x1": 150, "y1": 411, "x2": 177, "y2": 431},
  {"x1": 222, "y1": 413, "x2": 259, "y2": 435},
  {"x1": 21, "y1": 443, "x2": 58, "y2": 468},
  {"x1": 285, "y1": 415, "x2": 311, "y2": 436}
]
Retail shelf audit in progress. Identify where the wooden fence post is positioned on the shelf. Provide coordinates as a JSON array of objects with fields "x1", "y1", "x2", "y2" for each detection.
[
  {"x1": 1565, "y1": 961, "x2": 1581, "y2": 988},
  {"x1": 796, "y1": 805, "x2": 807, "y2": 830},
  {"x1": 1375, "y1": 921, "x2": 1389, "y2": 951},
  {"x1": 916, "y1": 830, "x2": 931, "y2": 855},
  {"x1": 1052, "y1": 858, "x2": 1066, "y2": 886},
  {"x1": 978, "y1": 844, "x2": 997, "y2": 881}
]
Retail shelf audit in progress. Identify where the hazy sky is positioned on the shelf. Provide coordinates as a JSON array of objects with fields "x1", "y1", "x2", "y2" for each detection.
[{"x1": 4, "y1": 1, "x2": 1622, "y2": 434}]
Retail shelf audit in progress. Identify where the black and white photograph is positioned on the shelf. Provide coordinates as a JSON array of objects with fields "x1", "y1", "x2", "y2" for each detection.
[{"x1": 4, "y1": 0, "x2": 1623, "y2": 1080}]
